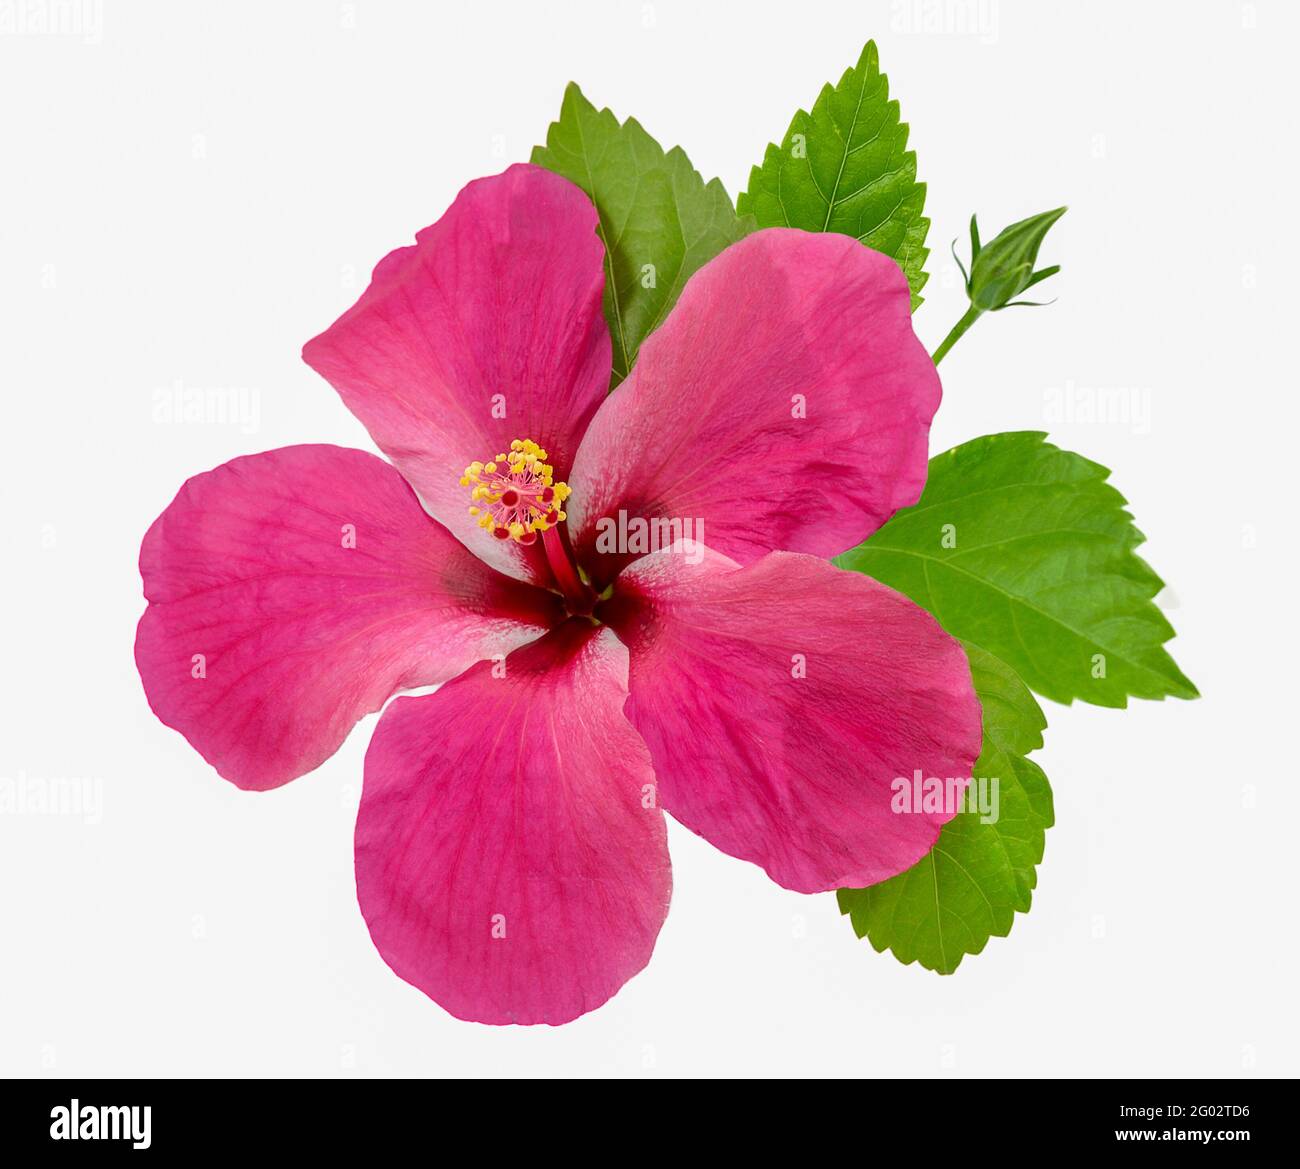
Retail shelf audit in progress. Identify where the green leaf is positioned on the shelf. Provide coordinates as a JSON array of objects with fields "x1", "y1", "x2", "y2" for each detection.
[
  {"x1": 737, "y1": 40, "x2": 929, "y2": 307},
  {"x1": 531, "y1": 83, "x2": 752, "y2": 389},
  {"x1": 837, "y1": 644, "x2": 1054, "y2": 974},
  {"x1": 835, "y1": 431, "x2": 1198, "y2": 707}
]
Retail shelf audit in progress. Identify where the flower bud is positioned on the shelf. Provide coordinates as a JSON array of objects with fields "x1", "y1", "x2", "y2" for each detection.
[{"x1": 961, "y1": 206, "x2": 1065, "y2": 312}]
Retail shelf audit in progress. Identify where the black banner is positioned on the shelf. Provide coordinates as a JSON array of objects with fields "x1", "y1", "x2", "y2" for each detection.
[{"x1": 4, "y1": 1077, "x2": 1289, "y2": 1154}]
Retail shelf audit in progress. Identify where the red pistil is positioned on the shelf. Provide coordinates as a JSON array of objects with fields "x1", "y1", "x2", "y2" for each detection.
[{"x1": 543, "y1": 526, "x2": 594, "y2": 616}]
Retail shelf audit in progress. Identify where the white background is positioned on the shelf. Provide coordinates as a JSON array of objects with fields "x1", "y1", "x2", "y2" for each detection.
[{"x1": 2, "y1": 0, "x2": 1296, "y2": 1078}]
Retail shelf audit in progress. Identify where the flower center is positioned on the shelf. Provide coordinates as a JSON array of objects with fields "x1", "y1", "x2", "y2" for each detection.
[{"x1": 460, "y1": 439, "x2": 571, "y2": 546}]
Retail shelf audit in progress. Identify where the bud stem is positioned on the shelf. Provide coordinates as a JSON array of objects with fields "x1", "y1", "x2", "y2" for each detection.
[{"x1": 931, "y1": 305, "x2": 983, "y2": 366}]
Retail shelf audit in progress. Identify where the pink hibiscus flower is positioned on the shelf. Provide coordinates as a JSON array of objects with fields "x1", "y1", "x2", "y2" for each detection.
[{"x1": 136, "y1": 164, "x2": 981, "y2": 1025}]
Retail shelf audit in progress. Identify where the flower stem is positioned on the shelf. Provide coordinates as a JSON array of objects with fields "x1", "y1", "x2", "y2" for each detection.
[
  {"x1": 931, "y1": 304, "x2": 983, "y2": 366},
  {"x1": 542, "y1": 527, "x2": 595, "y2": 616}
]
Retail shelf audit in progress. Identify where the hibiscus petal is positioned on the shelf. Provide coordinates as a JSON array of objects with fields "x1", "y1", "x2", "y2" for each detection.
[
  {"x1": 356, "y1": 621, "x2": 670, "y2": 1025},
  {"x1": 566, "y1": 228, "x2": 940, "y2": 585},
  {"x1": 135, "y1": 445, "x2": 559, "y2": 791},
  {"x1": 302, "y1": 163, "x2": 611, "y2": 585},
  {"x1": 600, "y1": 547, "x2": 982, "y2": 893}
]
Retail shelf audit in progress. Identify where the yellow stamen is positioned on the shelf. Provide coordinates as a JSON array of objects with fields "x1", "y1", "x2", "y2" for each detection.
[{"x1": 458, "y1": 436, "x2": 571, "y2": 544}]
